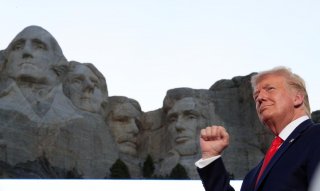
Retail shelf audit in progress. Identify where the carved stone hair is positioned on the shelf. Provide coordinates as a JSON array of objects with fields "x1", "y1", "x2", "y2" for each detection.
[{"x1": 106, "y1": 96, "x2": 141, "y2": 116}]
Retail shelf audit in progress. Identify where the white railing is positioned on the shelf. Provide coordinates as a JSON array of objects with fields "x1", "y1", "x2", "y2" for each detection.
[{"x1": 0, "y1": 179, "x2": 243, "y2": 191}]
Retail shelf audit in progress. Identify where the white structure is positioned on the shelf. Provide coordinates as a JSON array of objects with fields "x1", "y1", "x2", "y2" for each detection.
[{"x1": 0, "y1": 180, "x2": 243, "y2": 191}]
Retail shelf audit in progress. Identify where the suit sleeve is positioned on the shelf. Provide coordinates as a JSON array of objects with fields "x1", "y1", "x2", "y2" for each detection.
[{"x1": 197, "y1": 157, "x2": 235, "y2": 191}]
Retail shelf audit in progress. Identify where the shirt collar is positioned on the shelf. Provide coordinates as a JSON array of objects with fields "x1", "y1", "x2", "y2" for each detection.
[{"x1": 278, "y1": 116, "x2": 309, "y2": 141}]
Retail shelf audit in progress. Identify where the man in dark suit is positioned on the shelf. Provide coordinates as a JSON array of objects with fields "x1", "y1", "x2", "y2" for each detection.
[{"x1": 195, "y1": 66, "x2": 320, "y2": 191}]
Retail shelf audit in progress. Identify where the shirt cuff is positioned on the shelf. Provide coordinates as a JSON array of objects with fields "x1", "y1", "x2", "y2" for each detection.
[{"x1": 195, "y1": 155, "x2": 221, "y2": 168}]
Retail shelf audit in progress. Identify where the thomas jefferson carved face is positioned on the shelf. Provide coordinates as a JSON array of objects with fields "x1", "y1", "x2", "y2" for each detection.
[
  {"x1": 166, "y1": 97, "x2": 201, "y2": 156},
  {"x1": 65, "y1": 63, "x2": 105, "y2": 113},
  {"x1": 5, "y1": 26, "x2": 63, "y2": 85}
]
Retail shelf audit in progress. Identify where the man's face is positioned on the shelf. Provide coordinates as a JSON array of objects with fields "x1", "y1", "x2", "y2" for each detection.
[
  {"x1": 108, "y1": 102, "x2": 141, "y2": 156},
  {"x1": 6, "y1": 28, "x2": 58, "y2": 84},
  {"x1": 166, "y1": 97, "x2": 200, "y2": 156},
  {"x1": 67, "y1": 64, "x2": 104, "y2": 113},
  {"x1": 253, "y1": 74, "x2": 297, "y2": 134}
]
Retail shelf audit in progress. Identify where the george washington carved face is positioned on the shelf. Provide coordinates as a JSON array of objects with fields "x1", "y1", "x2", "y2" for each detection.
[{"x1": 5, "y1": 26, "x2": 65, "y2": 85}]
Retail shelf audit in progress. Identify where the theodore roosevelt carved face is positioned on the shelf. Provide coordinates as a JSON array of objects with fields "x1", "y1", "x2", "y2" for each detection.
[{"x1": 106, "y1": 96, "x2": 142, "y2": 156}]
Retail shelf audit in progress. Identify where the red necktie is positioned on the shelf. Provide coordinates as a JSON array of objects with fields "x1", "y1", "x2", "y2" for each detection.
[{"x1": 256, "y1": 136, "x2": 283, "y2": 184}]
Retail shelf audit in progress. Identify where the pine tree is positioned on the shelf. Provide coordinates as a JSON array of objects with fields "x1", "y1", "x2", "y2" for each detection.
[
  {"x1": 142, "y1": 154, "x2": 155, "y2": 178},
  {"x1": 109, "y1": 159, "x2": 131, "y2": 179},
  {"x1": 169, "y1": 163, "x2": 189, "y2": 179}
]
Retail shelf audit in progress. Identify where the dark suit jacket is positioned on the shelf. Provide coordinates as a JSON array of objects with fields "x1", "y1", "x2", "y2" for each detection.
[{"x1": 197, "y1": 119, "x2": 320, "y2": 191}]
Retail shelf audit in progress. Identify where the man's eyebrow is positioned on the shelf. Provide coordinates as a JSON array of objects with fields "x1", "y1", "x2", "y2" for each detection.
[
  {"x1": 71, "y1": 74, "x2": 84, "y2": 79},
  {"x1": 167, "y1": 112, "x2": 177, "y2": 117},
  {"x1": 112, "y1": 114, "x2": 129, "y2": 118},
  {"x1": 183, "y1": 110, "x2": 199, "y2": 116},
  {"x1": 13, "y1": 39, "x2": 25, "y2": 43}
]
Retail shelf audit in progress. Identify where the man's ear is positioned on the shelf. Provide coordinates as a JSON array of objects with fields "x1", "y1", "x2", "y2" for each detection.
[{"x1": 293, "y1": 92, "x2": 304, "y2": 107}]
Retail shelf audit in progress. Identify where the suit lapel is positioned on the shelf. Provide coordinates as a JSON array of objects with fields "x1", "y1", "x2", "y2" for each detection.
[{"x1": 254, "y1": 119, "x2": 313, "y2": 189}]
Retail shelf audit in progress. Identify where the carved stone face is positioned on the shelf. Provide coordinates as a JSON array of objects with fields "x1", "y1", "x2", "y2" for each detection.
[
  {"x1": 108, "y1": 102, "x2": 141, "y2": 156},
  {"x1": 66, "y1": 64, "x2": 104, "y2": 113},
  {"x1": 166, "y1": 97, "x2": 200, "y2": 156},
  {"x1": 5, "y1": 26, "x2": 60, "y2": 85}
]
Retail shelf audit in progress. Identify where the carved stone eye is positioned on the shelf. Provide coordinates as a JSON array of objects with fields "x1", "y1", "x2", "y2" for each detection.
[
  {"x1": 33, "y1": 39, "x2": 48, "y2": 50},
  {"x1": 187, "y1": 114, "x2": 197, "y2": 119},
  {"x1": 71, "y1": 78, "x2": 82, "y2": 84},
  {"x1": 11, "y1": 40, "x2": 25, "y2": 51},
  {"x1": 113, "y1": 116, "x2": 130, "y2": 123}
]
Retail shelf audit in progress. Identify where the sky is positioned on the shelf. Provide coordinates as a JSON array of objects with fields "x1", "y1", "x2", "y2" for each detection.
[{"x1": 1, "y1": 0, "x2": 319, "y2": 112}]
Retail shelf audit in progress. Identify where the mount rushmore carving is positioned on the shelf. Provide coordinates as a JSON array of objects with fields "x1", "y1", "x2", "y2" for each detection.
[{"x1": 0, "y1": 26, "x2": 318, "y2": 179}]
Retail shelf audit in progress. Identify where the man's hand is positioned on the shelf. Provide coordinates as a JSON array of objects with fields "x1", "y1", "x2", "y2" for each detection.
[{"x1": 200, "y1": 126, "x2": 230, "y2": 159}]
